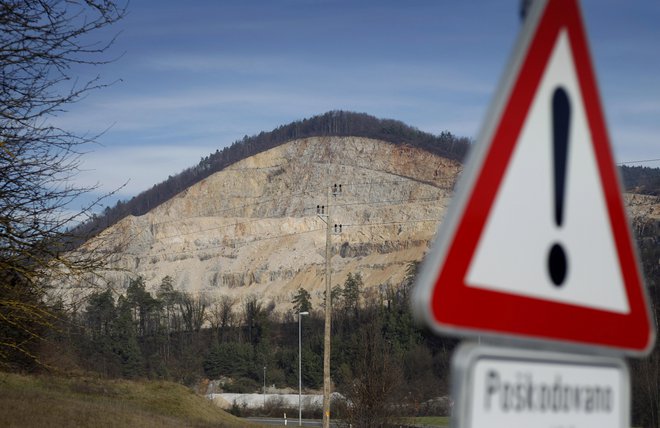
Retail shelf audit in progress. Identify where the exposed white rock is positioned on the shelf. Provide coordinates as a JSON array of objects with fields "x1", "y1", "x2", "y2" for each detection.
[
  {"x1": 79, "y1": 137, "x2": 460, "y2": 311},
  {"x1": 75, "y1": 136, "x2": 659, "y2": 313}
]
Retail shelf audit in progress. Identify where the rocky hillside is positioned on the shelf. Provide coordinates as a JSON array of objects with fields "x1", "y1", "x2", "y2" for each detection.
[
  {"x1": 72, "y1": 135, "x2": 659, "y2": 312},
  {"x1": 79, "y1": 136, "x2": 461, "y2": 309}
]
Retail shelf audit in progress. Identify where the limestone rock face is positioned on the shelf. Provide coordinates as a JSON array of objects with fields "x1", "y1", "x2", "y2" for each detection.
[
  {"x1": 90, "y1": 136, "x2": 461, "y2": 309},
  {"x1": 83, "y1": 136, "x2": 660, "y2": 311}
]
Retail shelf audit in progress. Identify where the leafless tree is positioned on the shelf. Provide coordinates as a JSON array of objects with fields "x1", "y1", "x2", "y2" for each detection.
[
  {"x1": 208, "y1": 295, "x2": 236, "y2": 343},
  {"x1": 338, "y1": 319, "x2": 403, "y2": 428},
  {"x1": 0, "y1": 0, "x2": 126, "y2": 368},
  {"x1": 179, "y1": 292, "x2": 208, "y2": 333}
]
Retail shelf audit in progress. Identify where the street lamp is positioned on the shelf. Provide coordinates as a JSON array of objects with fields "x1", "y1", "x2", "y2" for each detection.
[{"x1": 298, "y1": 311, "x2": 309, "y2": 426}]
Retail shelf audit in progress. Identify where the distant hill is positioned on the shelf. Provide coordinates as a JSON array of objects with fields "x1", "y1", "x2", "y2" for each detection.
[
  {"x1": 78, "y1": 136, "x2": 461, "y2": 305},
  {"x1": 72, "y1": 111, "x2": 471, "y2": 241}
]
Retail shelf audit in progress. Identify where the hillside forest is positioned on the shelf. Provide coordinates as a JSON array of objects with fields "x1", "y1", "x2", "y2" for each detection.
[
  {"x1": 41, "y1": 263, "x2": 453, "y2": 422},
  {"x1": 36, "y1": 219, "x2": 660, "y2": 427}
]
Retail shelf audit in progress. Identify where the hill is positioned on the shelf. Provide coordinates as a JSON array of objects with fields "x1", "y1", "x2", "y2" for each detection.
[
  {"x1": 0, "y1": 371, "x2": 264, "y2": 428},
  {"x1": 72, "y1": 111, "x2": 660, "y2": 246},
  {"x1": 72, "y1": 111, "x2": 470, "y2": 241},
  {"x1": 70, "y1": 136, "x2": 461, "y2": 309}
]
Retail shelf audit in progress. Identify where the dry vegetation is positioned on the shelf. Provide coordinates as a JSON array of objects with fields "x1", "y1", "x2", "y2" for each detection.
[{"x1": 0, "y1": 372, "x2": 265, "y2": 428}]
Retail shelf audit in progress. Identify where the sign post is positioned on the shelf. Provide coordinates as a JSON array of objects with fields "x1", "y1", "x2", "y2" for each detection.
[
  {"x1": 412, "y1": 0, "x2": 656, "y2": 427},
  {"x1": 452, "y1": 345, "x2": 629, "y2": 428}
]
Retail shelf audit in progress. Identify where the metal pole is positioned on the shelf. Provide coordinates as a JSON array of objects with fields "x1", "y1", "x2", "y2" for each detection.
[
  {"x1": 263, "y1": 365, "x2": 266, "y2": 409},
  {"x1": 322, "y1": 185, "x2": 332, "y2": 428}
]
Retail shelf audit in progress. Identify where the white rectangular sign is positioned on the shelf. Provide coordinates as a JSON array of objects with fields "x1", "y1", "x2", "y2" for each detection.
[{"x1": 453, "y1": 344, "x2": 629, "y2": 428}]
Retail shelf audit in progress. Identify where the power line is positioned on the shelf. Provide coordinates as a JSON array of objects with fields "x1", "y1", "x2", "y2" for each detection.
[
  {"x1": 334, "y1": 196, "x2": 443, "y2": 208},
  {"x1": 116, "y1": 216, "x2": 443, "y2": 260},
  {"x1": 103, "y1": 186, "x2": 447, "y2": 245},
  {"x1": 303, "y1": 195, "x2": 444, "y2": 215},
  {"x1": 148, "y1": 195, "x2": 445, "y2": 242},
  {"x1": 100, "y1": 180, "x2": 655, "y2": 255},
  {"x1": 117, "y1": 178, "x2": 431, "y2": 231},
  {"x1": 343, "y1": 219, "x2": 440, "y2": 228},
  {"x1": 121, "y1": 226, "x2": 325, "y2": 259},
  {"x1": 617, "y1": 158, "x2": 660, "y2": 165},
  {"x1": 148, "y1": 216, "x2": 288, "y2": 242}
]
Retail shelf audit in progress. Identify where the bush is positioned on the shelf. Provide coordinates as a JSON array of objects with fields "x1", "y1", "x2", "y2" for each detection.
[
  {"x1": 228, "y1": 399, "x2": 247, "y2": 417},
  {"x1": 224, "y1": 377, "x2": 259, "y2": 393},
  {"x1": 203, "y1": 342, "x2": 252, "y2": 379}
]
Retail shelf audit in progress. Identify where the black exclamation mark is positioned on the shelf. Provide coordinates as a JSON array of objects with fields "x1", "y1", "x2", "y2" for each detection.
[{"x1": 548, "y1": 87, "x2": 570, "y2": 287}]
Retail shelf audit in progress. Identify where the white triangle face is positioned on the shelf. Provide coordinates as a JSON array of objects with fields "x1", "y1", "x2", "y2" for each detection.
[{"x1": 465, "y1": 30, "x2": 630, "y2": 314}]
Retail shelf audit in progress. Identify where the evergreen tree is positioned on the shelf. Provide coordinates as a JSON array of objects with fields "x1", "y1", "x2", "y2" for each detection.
[
  {"x1": 301, "y1": 346, "x2": 323, "y2": 389},
  {"x1": 85, "y1": 289, "x2": 116, "y2": 339},
  {"x1": 112, "y1": 296, "x2": 143, "y2": 378},
  {"x1": 342, "y1": 273, "x2": 363, "y2": 318},
  {"x1": 126, "y1": 276, "x2": 160, "y2": 337},
  {"x1": 291, "y1": 287, "x2": 312, "y2": 313},
  {"x1": 203, "y1": 342, "x2": 253, "y2": 379},
  {"x1": 83, "y1": 289, "x2": 119, "y2": 375},
  {"x1": 157, "y1": 275, "x2": 181, "y2": 334}
]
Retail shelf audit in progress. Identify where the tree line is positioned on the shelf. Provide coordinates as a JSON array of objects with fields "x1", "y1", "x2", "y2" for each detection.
[
  {"x1": 620, "y1": 165, "x2": 660, "y2": 196},
  {"x1": 44, "y1": 246, "x2": 660, "y2": 426},
  {"x1": 54, "y1": 263, "x2": 456, "y2": 422}
]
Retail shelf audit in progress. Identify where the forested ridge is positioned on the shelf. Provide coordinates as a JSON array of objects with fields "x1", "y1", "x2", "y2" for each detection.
[
  {"x1": 72, "y1": 111, "x2": 471, "y2": 240},
  {"x1": 620, "y1": 164, "x2": 660, "y2": 196}
]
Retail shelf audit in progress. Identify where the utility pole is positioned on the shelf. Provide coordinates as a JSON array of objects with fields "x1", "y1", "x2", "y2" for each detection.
[
  {"x1": 322, "y1": 184, "x2": 332, "y2": 428},
  {"x1": 318, "y1": 183, "x2": 341, "y2": 428},
  {"x1": 298, "y1": 311, "x2": 309, "y2": 426}
]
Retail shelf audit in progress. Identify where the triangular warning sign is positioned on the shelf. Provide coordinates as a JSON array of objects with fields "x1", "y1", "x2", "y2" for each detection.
[{"x1": 413, "y1": 0, "x2": 655, "y2": 354}]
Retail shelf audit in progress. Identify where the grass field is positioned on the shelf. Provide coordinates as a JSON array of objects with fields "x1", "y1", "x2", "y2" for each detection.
[
  {"x1": 403, "y1": 416, "x2": 451, "y2": 427},
  {"x1": 0, "y1": 371, "x2": 265, "y2": 428}
]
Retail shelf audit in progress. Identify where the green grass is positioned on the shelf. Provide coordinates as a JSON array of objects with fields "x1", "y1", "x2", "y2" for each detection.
[
  {"x1": 0, "y1": 372, "x2": 265, "y2": 428},
  {"x1": 402, "y1": 416, "x2": 451, "y2": 427}
]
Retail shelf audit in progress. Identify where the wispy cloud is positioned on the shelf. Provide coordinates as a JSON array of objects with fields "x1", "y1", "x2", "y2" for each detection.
[
  {"x1": 74, "y1": 144, "x2": 217, "y2": 197},
  {"x1": 138, "y1": 52, "x2": 493, "y2": 94},
  {"x1": 51, "y1": 0, "x2": 660, "y2": 209}
]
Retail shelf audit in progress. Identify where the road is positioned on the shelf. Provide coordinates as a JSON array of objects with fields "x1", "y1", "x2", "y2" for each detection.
[{"x1": 246, "y1": 417, "x2": 340, "y2": 427}]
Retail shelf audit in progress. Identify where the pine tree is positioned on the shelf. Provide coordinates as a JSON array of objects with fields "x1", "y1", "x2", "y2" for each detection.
[
  {"x1": 112, "y1": 296, "x2": 143, "y2": 378},
  {"x1": 291, "y1": 287, "x2": 312, "y2": 313},
  {"x1": 342, "y1": 273, "x2": 363, "y2": 318}
]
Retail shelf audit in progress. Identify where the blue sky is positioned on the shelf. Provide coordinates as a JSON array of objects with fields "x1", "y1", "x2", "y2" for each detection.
[{"x1": 61, "y1": 0, "x2": 660, "y2": 210}]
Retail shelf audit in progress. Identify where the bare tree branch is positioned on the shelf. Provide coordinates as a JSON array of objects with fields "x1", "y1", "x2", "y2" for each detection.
[{"x1": 0, "y1": 0, "x2": 126, "y2": 369}]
